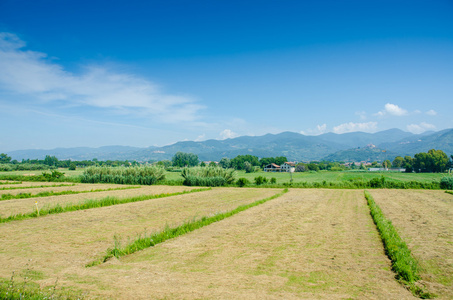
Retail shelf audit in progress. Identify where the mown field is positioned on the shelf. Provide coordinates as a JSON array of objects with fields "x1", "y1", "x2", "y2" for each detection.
[{"x1": 0, "y1": 181, "x2": 451, "y2": 299}]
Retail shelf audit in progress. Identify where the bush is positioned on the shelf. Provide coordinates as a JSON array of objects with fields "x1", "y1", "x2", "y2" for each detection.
[
  {"x1": 254, "y1": 176, "x2": 268, "y2": 185},
  {"x1": 270, "y1": 177, "x2": 277, "y2": 184},
  {"x1": 181, "y1": 166, "x2": 236, "y2": 187},
  {"x1": 80, "y1": 166, "x2": 165, "y2": 185},
  {"x1": 440, "y1": 177, "x2": 453, "y2": 190},
  {"x1": 236, "y1": 177, "x2": 250, "y2": 187},
  {"x1": 69, "y1": 163, "x2": 77, "y2": 170}
]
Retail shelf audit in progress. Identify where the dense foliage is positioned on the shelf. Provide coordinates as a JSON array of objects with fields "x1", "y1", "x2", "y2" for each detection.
[
  {"x1": 80, "y1": 166, "x2": 165, "y2": 185},
  {"x1": 440, "y1": 177, "x2": 453, "y2": 190},
  {"x1": 172, "y1": 152, "x2": 199, "y2": 167},
  {"x1": 181, "y1": 166, "x2": 236, "y2": 186}
]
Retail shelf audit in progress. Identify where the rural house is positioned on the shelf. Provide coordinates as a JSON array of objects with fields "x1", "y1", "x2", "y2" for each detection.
[
  {"x1": 280, "y1": 162, "x2": 296, "y2": 172},
  {"x1": 263, "y1": 163, "x2": 280, "y2": 172}
]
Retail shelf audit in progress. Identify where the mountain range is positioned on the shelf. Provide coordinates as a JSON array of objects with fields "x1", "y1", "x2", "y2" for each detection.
[{"x1": 5, "y1": 128, "x2": 453, "y2": 162}]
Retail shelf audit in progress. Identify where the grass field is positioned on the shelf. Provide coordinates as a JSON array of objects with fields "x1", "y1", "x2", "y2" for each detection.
[
  {"x1": 1, "y1": 182, "x2": 451, "y2": 299},
  {"x1": 1, "y1": 168, "x2": 448, "y2": 186}
]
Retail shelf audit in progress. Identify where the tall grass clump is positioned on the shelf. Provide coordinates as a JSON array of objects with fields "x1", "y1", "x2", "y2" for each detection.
[
  {"x1": 364, "y1": 191, "x2": 432, "y2": 298},
  {"x1": 181, "y1": 166, "x2": 236, "y2": 187},
  {"x1": 80, "y1": 166, "x2": 165, "y2": 185},
  {"x1": 88, "y1": 188, "x2": 288, "y2": 266}
]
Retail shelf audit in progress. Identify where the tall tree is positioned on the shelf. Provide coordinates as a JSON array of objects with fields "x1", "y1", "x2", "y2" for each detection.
[
  {"x1": 0, "y1": 153, "x2": 11, "y2": 163},
  {"x1": 172, "y1": 152, "x2": 199, "y2": 167}
]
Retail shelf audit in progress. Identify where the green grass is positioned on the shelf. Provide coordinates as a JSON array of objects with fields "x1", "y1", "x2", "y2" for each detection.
[
  {"x1": 0, "y1": 183, "x2": 76, "y2": 191},
  {"x1": 364, "y1": 191, "x2": 433, "y2": 298},
  {"x1": 0, "y1": 181, "x2": 22, "y2": 185},
  {"x1": 0, "y1": 186, "x2": 140, "y2": 201},
  {"x1": 0, "y1": 188, "x2": 210, "y2": 224},
  {"x1": 446, "y1": 191, "x2": 453, "y2": 195},
  {"x1": 162, "y1": 170, "x2": 445, "y2": 189},
  {"x1": 87, "y1": 188, "x2": 288, "y2": 267}
]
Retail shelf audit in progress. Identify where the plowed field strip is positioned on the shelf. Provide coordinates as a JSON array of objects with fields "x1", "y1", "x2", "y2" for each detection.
[
  {"x1": 0, "y1": 185, "x2": 191, "y2": 217},
  {"x1": 0, "y1": 188, "x2": 279, "y2": 285},
  {"x1": 87, "y1": 189, "x2": 414, "y2": 299},
  {"x1": 369, "y1": 190, "x2": 453, "y2": 299}
]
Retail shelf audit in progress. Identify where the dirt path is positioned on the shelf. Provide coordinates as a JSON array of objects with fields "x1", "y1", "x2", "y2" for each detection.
[
  {"x1": 0, "y1": 185, "x2": 194, "y2": 217},
  {"x1": 369, "y1": 189, "x2": 453, "y2": 299},
  {"x1": 0, "y1": 187, "x2": 279, "y2": 291},
  {"x1": 84, "y1": 189, "x2": 414, "y2": 299}
]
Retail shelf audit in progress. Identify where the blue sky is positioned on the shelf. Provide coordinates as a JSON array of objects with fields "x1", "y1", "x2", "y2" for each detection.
[{"x1": 1, "y1": 0, "x2": 452, "y2": 152}]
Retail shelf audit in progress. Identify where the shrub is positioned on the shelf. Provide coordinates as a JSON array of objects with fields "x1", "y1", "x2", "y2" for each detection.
[
  {"x1": 236, "y1": 177, "x2": 250, "y2": 187},
  {"x1": 68, "y1": 163, "x2": 77, "y2": 170},
  {"x1": 254, "y1": 176, "x2": 268, "y2": 185},
  {"x1": 369, "y1": 176, "x2": 385, "y2": 188},
  {"x1": 80, "y1": 166, "x2": 165, "y2": 185},
  {"x1": 181, "y1": 166, "x2": 236, "y2": 187},
  {"x1": 440, "y1": 177, "x2": 453, "y2": 190},
  {"x1": 270, "y1": 177, "x2": 277, "y2": 184}
]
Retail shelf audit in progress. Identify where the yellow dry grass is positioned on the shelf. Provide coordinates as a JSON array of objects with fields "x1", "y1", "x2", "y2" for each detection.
[
  {"x1": 0, "y1": 185, "x2": 196, "y2": 217},
  {"x1": 0, "y1": 182, "x2": 134, "y2": 196},
  {"x1": 95, "y1": 189, "x2": 413, "y2": 299},
  {"x1": 0, "y1": 187, "x2": 279, "y2": 297},
  {"x1": 369, "y1": 189, "x2": 453, "y2": 299}
]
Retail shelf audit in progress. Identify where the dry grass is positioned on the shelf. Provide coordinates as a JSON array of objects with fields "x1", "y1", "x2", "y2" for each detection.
[
  {"x1": 89, "y1": 189, "x2": 412, "y2": 299},
  {"x1": 369, "y1": 189, "x2": 453, "y2": 299},
  {"x1": 0, "y1": 187, "x2": 279, "y2": 295},
  {"x1": 0, "y1": 185, "x2": 194, "y2": 217},
  {"x1": 0, "y1": 183, "x2": 135, "y2": 196}
]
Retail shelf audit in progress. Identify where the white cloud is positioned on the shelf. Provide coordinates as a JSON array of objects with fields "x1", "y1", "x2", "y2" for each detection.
[
  {"x1": 333, "y1": 122, "x2": 378, "y2": 134},
  {"x1": 406, "y1": 122, "x2": 436, "y2": 134},
  {"x1": 0, "y1": 32, "x2": 204, "y2": 123},
  {"x1": 426, "y1": 109, "x2": 437, "y2": 116},
  {"x1": 355, "y1": 111, "x2": 367, "y2": 120},
  {"x1": 375, "y1": 103, "x2": 408, "y2": 117},
  {"x1": 300, "y1": 124, "x2": 327, "y2": 135},
  {"x1": 194, "y1": 134, "x2": 206, "y2": 142},
  {"x1": 219, "y1": 129, "x2": 238, "y2": 140}
]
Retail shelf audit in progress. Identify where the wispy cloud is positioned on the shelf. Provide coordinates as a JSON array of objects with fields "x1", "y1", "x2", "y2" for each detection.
[
  {"x1": 406, "y1": 122, "x2": 436, "y2": 134},
  {"x1": 300, "y1": 124, "x2": 327, "y2": 135},
  {"x1": 426, "y1": 109, "x2": 437, "y2": 116},
  {"x1": 333, "y1": 122, "x2": 378, "y2": 134},
  {"x1": 374, "y1": 103, "x2": 408, "y2": 117},
  {"x1": 0, "y1": 32, "x2": 204, "y2": 123}
]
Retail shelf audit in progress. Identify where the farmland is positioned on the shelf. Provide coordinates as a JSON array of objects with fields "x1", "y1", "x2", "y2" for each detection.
[{"x1": 0, "y1": 180, "x2": 452, "y2": 299}]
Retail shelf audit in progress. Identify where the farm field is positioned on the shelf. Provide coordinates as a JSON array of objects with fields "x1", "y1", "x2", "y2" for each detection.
[
  {"x1": 0, "y1": 186, "x2": 281, "y2": 298},
  {"x1": 0, "y1": 184, "x2": 193, "y2": 218},
  {"x1": 369, "y1": 189, "x2": 453, "y2": 299},
  {"x1": 2, "y1": 185, "x2": 449, "y2": 299}
]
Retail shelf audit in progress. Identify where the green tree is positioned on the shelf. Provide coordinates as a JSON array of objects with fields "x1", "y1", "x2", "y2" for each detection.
[
  {"x1": 383, "y1": 160, "x2": 392, "y2": 169},
  {"x1": 44, "y1": 155, "x2": 58, "y2": 167},
  {"x1": 0, "y1": 153, "x2": 11, "y2": 163},
  {"x1": 209, "y1": 161, "x2": 217, "y2": 167},
  {"x1": 403, "y1": 156, "x2": 413, "y2": 172},
  {"x1": 244, "y1": 161, "x2": 254, "y2": 173},
  {"x1": 172, "y1": 152, "x2": 199, "y2": 167},
  {"x1": 392, "y1": 156, "x2": 404, "y2": 168},
  {"x1": 230, "y1": 155, "x2": 260, "y2": 170},
  {"x1": 200, "y1": 161, "x2": 206, "y2": 167},
  {"x1": 68, "y1": 162, "x2": 77, "y2": 170},
  {"x1": 219, "y1": 157, "x2": 231, "y2": 168}
]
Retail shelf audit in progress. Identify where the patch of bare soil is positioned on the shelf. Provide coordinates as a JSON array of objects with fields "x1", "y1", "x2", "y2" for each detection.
[
  {"x1": 0, "y1": 185, "x2": 195, "y2": 217},
  {"x1": 0, "y1": 187, "x2": 279, "y2": 296},
  {"x1": 369, "y1": 189, "x2": 453, "y2": 299},
  {"x1": 84, "y1": 189, "x2": 413, "y2": 299}
]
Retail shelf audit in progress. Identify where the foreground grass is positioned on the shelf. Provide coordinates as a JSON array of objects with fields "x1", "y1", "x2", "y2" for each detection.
[
  {"x1": 0, "y1": 186, "x2": 139, "y2": 201},
  {"x1": 0, "y1": 183, "x2": 76, "y2": 191},
  {"x1": 87, "y1": 188, "x2": 288, "y2": 267},
  {"x1": 0, "y1": 188, "x2": 210, "y2": 223},
  {"x1": 364, "y1": 191, "x2": 433, "y2": 298}
]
